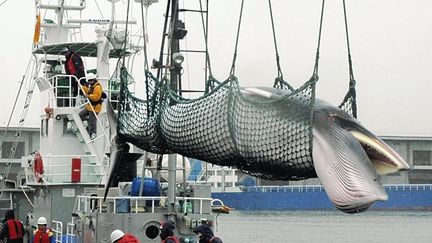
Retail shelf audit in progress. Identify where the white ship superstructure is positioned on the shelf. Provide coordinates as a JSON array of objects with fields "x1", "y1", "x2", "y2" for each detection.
[{"x1": 0, "y1": 1, "x2": 217, "y2": 242}]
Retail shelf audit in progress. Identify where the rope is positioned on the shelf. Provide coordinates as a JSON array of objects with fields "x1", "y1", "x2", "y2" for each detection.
[
  {"x1": 343, "y1": 0, "x2": 355, "y2": 81},
  {"x1": 139, "y1": 1, "x2": 149, "y2": 70},
  {"x1": 165, "y1": 0, "x2": 180, "y2": 85},
  {"x1": 313, "y1": 0, "x2": 326, "y2": 76},
  {"x1": 139, "y1": 0, "x2": 151, "y2": 115},
  {"x1": 199, "y1": 0, "x2": 213, "y2": 80},
  {"x1": 339, "y1": 0, "x2": 357, "y2": 118},
  {"x1": 156, "y1": 0, "x2": 172, "y2": 81},
  {"x1": 229, "y1": 0, "x2": 245, "y2": 77},
  {"x1": 94, "y1": 0, "x2": 105, "y2": 19},
  {"x1": 121, "y1": 0, "x2": 132, "y2": 64},
  {"x1": 267, "y1": 0, "x2": 283, "y2": 80},
  {"x1": 0, "y1": 71, "x2": 27, "y2": 147},
  {"x1": 0, "y1": 0, "x2": 8, "y2": 7}
]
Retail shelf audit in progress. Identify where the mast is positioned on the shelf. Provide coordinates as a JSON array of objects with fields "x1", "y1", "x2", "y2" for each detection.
[{"x1": 168, "y1": 0, "x2": 180, "y2": 217}]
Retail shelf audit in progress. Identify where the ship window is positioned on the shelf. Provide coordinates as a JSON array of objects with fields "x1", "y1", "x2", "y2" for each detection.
[
  {"x1": 409, "y1": 170, "x2": 432, "y2": 184},
  {"x1": 1, "y1": 141, "x2": 25, "y2": 159},
  {"x1": 413, "y1": 150, "x2": 431, "y2": 166}
]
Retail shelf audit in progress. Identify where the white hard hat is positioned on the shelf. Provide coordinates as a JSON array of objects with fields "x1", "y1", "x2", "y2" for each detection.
[
  {"x1": 86, "y1": 73, "x2": 97, "y2": 81},
  {"x1": 37, "y1": 217, "x2": 47, "y2": 225},
  {"x1": 110, "y1": 229, "x2": 125, "y2": 242}
]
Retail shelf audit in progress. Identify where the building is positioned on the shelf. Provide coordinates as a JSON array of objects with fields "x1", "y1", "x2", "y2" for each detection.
[{"x1": 381, "y1": 136, "x2": 432, "y2": 184}]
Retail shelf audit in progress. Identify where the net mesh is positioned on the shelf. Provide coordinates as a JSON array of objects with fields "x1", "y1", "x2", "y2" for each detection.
[
  {"x1": 118, "y1": 67, "x2": 318, "y2": 180},
  {"x1": 338, "y1": 79, "x2": 357, "y2": 118}
]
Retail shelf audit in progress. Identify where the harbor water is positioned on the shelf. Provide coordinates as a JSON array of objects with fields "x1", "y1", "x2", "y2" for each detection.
[{"x1": 215, "y1": 210, "x2": 432, "y2": 243}]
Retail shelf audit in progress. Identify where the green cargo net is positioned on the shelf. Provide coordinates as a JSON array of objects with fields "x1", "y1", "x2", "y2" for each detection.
[{"x1": 118, "y1": 68, "x2": 318, "y2": 180}]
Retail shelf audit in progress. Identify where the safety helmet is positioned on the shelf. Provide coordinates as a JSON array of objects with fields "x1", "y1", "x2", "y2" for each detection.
[
  {"x1": 110, "y1": 229, "x2": 125, "y2": 243},
  {"x1": 37, "y1": 217, "x2": 47, "y2": 225},
  {"x1": 86, "y1": 73, "x2": 97, "y2": 81},
  {"x1": 60, "y1": 46, "x2": 71, "y2": 55}
]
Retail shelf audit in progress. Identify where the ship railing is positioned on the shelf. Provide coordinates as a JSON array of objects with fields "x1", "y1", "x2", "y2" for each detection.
[
  {"x1": 242, "y1": 185, "x2": 326, "y2": 193},
  {"x1": 48, "y1": 75, "x2": 78, "y2": 108},
  {"x1": 52, "y1": 220, "x2": 63, "y2": 243},
  {"x1": 384, "y1": 184, "x2": 432, "y2": 191},
  {"x1": 240, "y1": 184, "x2": 432, "y2": 193},
  {"x1": 48, "y1": 74, "x2": 119, "y2": 109},
  {"x1": 74, "y1": 195, "x2": 213, "y2": 215},
  {"x1": 24, "y1": 154, "x2": 107, "y2": 184},
  {"x1": 65, "y1": 223, "x2": 76, "y2": 243}
]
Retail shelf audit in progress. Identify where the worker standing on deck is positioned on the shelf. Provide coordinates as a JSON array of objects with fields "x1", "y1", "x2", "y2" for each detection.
[
  {"x1": 32, "y1": 217, "x2": 55, "y2": 243},
  {"x1": 194, "y1": 224, "x2": 223, "y2": 243},
  {"x1": 110, "y1": 229, "x2": 140, "y2": 243},
  {"x1": 62, "y1": 46, "x2": 85, "y2": 99},
  {"x1": 79, "y1": 73, "x2": 104, "y2": 140},
  {"x1": 160, "y1": 220, "x2": 179, "y2": 243},
  {"x1": 0, "y1": 209, "x2": 25, "y2": 243}
]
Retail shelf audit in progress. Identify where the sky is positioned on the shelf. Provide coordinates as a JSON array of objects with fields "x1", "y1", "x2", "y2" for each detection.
[{"x1": 0, "y1": 0, "x2": 431, "y2": 137}]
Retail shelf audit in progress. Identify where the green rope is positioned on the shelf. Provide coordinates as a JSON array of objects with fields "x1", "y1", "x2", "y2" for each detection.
[
  {"x1": 229, "y1": 0, "x2": 245, "y2": 77},
  {"x1": 198, "y1": 0, "x2": 213, "y2": 83},
  {"x1": 338, "y1": 0, "x2": 357, "y2": 118},
  {"x1": 312, "y1": 0, "x2": 325, "y2": 76},
  {"x1": 268, "y1": 0, "x2": 284, "y2": 80}
]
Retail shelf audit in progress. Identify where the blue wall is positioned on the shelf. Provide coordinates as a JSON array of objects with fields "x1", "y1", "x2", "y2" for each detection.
[{"x1": 212, "y1": 186, "x2": 432, "y2": 210}]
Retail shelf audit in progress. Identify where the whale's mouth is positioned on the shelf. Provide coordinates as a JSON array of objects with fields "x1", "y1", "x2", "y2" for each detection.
[{"x1": 350, "y1": 131, "x2": 410, "y2": 175}]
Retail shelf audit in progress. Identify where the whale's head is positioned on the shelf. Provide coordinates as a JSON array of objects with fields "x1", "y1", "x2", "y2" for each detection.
[{"x1": 312, "y1": 99, "x2": 410, "y2": 213}]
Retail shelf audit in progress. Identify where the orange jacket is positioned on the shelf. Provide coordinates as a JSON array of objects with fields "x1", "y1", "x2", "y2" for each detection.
[{"x1": 82, "y1": 81, "x2": 103, "y2": 113}]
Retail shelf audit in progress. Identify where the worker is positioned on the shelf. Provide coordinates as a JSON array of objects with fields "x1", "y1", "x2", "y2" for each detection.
[
  {"x1": 0, "y1": 209, "x2": 25, "y2": 243},
  {"x1": 194, "y1": 224, "x2": 223, "y2": 243},
  {"x1": 110, "y1": 229, "x2": 140, "y2": 243},
  {"x1": 62, "y1": 46, "x2": 85, "y2": 99},
  {"x1": 160, "y1": 220, "x2": 179, "y2": 243},
  {"x1": 79, "y1": 73, "x2": 105, "y2": 140},
  {"x1": 32, "y1": 217, "x2": 55, "y2": 243}
]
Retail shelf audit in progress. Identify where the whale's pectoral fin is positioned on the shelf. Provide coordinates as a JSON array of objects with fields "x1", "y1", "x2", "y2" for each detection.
[{"x1": 312, "y1": 111, "x2": 388, "y2": 213}]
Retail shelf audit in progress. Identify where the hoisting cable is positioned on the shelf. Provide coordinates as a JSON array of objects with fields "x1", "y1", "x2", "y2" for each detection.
[
  {"x1": 229, "y1": 0, "x2": 245, "y2": 77},
  {"x1": 338, "y1": 0, "x2": 357, "y2": 118},
  {"x1": 312, "y1": 0, "x2": 326, "y2": 77},
  {"x1": 156, "y1": 0, "x2": 172, "y2": 82},
  {"x1": 121, "y1": 0, "x2": 132, "y2": 65},
  {"x1": 0, "y1": 0, "x2": 8, "y2": 7},
  {"x1": 165, "y1": 1, "x2": 181, "y2": 85},
  {"x1": 139, "y1": 0, "x2": 151, "y2": 115},
  {"x1": 267, "y1": 0, "x2": 293, "y2": 91},
  {"x1": 268, "y1": 1, "x2": 283, "y2": 80},
  {"x1": 198, "y1": 0, "x2": 214, "y2": 91},
  {"x1": 200, "y1": 0, "x2": 219, "y2": 93}
]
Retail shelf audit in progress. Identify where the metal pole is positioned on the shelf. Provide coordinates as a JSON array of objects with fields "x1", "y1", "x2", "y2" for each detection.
[
  {"x1": 167, "y1": 0, "x2": 180, "y2": 217},
  {"x1": 167, "y1": 154, "x2": 176, "y2": 215},
  {"x1": 139, "y1": 152, "x2": 149, "y2": 196},
  {"x1": 221, "y1": 167, "x2": 225, "y2": 192}
]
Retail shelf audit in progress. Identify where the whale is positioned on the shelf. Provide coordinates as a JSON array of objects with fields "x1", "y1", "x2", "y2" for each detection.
[
  {"x1": 111, "y1": 83, "x2": 410, "y2": 213},
  {"x1": 242, "y1": 87, "x2": 410, "y2": 213}
]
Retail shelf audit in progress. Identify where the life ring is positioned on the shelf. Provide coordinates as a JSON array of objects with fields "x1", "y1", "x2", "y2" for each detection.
[{"x1": 33, "y1": 152, "x2": 44, "y2": 183}]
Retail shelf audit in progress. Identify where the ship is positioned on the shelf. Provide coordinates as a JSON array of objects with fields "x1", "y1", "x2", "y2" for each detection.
[{"x1": 0, "y1": 0, "x2": 220, "y2": 242}]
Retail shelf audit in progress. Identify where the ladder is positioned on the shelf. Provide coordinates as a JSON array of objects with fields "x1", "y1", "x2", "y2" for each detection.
[
  {"x1": 66, "y1": 110, "x2": 102, "y2": 165},
  {"x1": 0, "y1": 81, "x2": 37, "y2": 200},
  {"x1": 155, "y1": 0, "x2": 210, "y2": 94}
]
